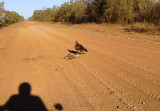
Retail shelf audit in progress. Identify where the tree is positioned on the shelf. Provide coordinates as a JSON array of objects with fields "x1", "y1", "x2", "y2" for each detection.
[
  {"x1": 0, "y1": 2, "x2": 24, "y2": 27},
  {"x1": 28, "y1": 0, "x2": 160, "y2": 26},
  {"x1": 0, "y1": 1, "x2": 6, "y2": 26}
]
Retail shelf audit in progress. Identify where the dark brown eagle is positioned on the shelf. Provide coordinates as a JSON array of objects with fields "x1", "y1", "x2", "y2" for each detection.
[{"x1": 74, "y1": 41, "x2": 88, "y2": 54}]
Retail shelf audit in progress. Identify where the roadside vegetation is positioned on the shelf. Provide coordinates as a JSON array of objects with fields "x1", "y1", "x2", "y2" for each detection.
[
  {"x1": 29, "y1": 0, "x2": 160, "y2": 26},
  {"x1": 0, "y1": 2, "x2": 24, "y2": 27}
]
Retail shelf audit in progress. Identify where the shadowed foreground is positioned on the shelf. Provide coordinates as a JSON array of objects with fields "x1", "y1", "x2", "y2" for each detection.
[{"x1": 0, "y1": 83, "x2": 47, "y2": 111}]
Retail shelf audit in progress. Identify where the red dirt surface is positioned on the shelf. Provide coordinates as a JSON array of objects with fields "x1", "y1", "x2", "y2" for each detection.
[{"x1": 0, "y1": 22, "x2": 160, "y2": 111}]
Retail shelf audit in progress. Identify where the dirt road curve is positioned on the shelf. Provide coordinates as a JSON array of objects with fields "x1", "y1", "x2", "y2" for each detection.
[{"x1": 0, "y1": 22, "x2": 160, "y2": 111}]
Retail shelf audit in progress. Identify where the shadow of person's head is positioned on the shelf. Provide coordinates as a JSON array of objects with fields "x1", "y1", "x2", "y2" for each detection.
[
  {"x1": 0, "y1": 82, "x2": 48, "y2": 111},
  {"x1": 19, "y1": 82, "x2": 31, "y2": 96}
]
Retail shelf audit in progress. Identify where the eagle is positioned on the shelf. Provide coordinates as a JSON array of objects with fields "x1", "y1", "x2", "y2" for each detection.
[{"x1": 74, "y1": 41, "x2": 88, "y2": 54}]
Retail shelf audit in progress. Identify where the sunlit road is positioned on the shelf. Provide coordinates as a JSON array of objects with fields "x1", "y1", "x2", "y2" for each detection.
[{"x1": 0, "y1": 22, "x2": 160, "y2": 111}]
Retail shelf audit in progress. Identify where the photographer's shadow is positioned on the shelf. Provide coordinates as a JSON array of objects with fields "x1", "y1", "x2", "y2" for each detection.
[{"x1": 0, "y1": 82, "x2": 47, "y2": 111}]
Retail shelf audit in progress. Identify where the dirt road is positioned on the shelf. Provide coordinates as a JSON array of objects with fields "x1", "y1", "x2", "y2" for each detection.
[{"x1": 0, "y1": 22, "x2": 160, "y2": 111}]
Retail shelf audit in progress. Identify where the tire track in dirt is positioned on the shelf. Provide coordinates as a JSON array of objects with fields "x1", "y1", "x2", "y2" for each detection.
[
  {"x1": 30, "y1": 23, "x2": 160, "y2": 110},
  {"x1": 0, "y1": 22, "x2": 160, "y2": 111}
]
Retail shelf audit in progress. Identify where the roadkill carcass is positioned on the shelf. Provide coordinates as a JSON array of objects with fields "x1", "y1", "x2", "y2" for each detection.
[
  {"x1": 64, "y1": 53, "x2": 79, "y2": 60},
  {"x1": 64, "y1": 49, "x2": 79, "y2": 60}
]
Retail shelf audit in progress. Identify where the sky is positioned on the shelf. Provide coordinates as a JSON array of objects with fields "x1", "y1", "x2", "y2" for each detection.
[{"x1": 1, "y1": 0, "x2": 70, "y2": 19}]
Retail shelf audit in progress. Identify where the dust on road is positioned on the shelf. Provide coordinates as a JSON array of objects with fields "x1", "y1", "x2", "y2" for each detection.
[{"x1": 0, "y1": 22, "x2": 160, "y2": 111}]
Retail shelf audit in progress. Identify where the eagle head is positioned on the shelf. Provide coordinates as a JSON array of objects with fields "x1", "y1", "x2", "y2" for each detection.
[{"x1": 74, "y1": 40, "x2": 79, "y2": 44}]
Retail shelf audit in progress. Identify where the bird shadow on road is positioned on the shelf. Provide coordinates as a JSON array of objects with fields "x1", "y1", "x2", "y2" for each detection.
[
  {"x1": 67, "y1": 49, "x2": 79, "y2": 55},
  {"x1": 64, "y1": 49, "x2": 88, "y2": 60},
  {"x1": 0, "y1": 82, "x2": 48, "y2": 111},
  {"x1": 67, "y1": 49, "x2": 86, "y2": 55}
]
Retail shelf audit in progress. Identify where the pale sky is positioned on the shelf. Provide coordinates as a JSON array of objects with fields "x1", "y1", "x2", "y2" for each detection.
[{"x1": 1, "y1": 0, "x2": 70, "y2": 19}]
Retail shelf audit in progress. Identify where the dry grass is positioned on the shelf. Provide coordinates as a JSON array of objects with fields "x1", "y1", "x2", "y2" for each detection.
[
  {"x1": 124, "y1": 22, "x2": 160, "y2": 35},
  {"x1": 56, "y1": 22, "x2": 160, "y2": 44}
]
